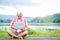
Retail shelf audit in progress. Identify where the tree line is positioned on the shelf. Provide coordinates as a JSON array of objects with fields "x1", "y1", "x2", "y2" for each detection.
[
  {"x1": 29, "y1": 13, "x2": 60, "y2": 23},
  {"x1": 0, "y1": 13, "x2": 60, "y2": 23}
]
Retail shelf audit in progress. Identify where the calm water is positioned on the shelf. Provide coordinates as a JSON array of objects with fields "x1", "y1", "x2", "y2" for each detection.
[
  {"x1": 0, "y1": 25, "x2": 60, "y2": 30},
  {"x1": 29, "y1": 25, "x2": 60, "y2": 30}
]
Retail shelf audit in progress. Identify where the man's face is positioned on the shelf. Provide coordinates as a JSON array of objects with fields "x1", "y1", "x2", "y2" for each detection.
[{"x1": 17, "y1": 13, "x2": 23, "y2": 19}]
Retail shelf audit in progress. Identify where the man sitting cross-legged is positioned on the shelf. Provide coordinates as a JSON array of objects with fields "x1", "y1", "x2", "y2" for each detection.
[{"x1": 7, "y1": 12, "x2": 28, "y2": 39}]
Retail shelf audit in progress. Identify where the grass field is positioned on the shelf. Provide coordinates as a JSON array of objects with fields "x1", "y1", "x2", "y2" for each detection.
[
  {"x1": 0, "y1": 29, "x2": 60, "y2": 36},
  {"x1": 0, "y1": 23, "x2": 60, "y2": 36},
  {"x1": 28, "y1": 29, "x2": 60, "y2": 36}
]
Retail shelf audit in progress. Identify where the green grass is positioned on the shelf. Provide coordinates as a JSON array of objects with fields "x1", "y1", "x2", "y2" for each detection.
[
  {"x1": 0, "y1": 30, "x2": 8, "y2": 36},
  {"x1": 28, "y1": 29, "x2": 60, "y2": 36},
  {"x1": 0, "y1": 29, "x2": 60, "y2": 36}
]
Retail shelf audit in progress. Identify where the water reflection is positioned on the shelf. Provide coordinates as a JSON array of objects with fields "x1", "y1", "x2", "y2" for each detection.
[
  {"x1": 0, "y1": 25, "x2": 60, "y2": 30},
  {"x1": 29, "y1": 25, "x2": 60, "y2": 30}
]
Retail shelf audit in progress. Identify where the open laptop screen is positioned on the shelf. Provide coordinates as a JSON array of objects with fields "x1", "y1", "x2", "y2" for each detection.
[{"x1": 14, "y1": 22, "x2": 24, "y2": 29}]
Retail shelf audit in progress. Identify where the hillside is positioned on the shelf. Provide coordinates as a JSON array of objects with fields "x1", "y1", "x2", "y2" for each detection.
[{"x1": 0, "y1": 15, "x2": 34, "y2": 22}]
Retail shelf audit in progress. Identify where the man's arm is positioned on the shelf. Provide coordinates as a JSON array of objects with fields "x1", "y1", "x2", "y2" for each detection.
[
  {"x1": 24, "y1": 19, "x2": 28, "y2": 30},
  {"x1": 10, "y1": 18, "x2": 15, "y2": 29},
  {"x1": 11, "y1": 26, "x2": 14, "y2": 29},
  {"x1": 21, "y1": 19, "x2": 28, "y2": 32}
]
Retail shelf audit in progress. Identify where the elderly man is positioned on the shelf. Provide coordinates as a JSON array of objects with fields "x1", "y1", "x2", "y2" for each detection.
[{"x1": 7, "y1": 12, "x2": 28, "y2": 39}]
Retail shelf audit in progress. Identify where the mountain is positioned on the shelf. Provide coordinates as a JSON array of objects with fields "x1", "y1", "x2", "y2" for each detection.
[
  {"x1": 0, "y1": 15, "x2": 34, "y2": 22},
  {"x1": 0, "y1": 15, "x2": 15, "y2": 20}
]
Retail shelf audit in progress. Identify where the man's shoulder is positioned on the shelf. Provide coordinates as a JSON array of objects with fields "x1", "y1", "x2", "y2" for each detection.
[
  {"x1": 12, "y1": 17, "x2": 17, "y2": 20},
  {"x1": 22, "y1": 17, "x2": 26, "y2": 20}
]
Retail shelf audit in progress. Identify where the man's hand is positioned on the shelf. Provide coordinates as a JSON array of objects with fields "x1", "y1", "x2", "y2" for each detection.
[
  {"x1": 11, "y1": 26, "x2": 14, "y2": 29},
  {"x1": 21, "y1": 28, "x2": 26, "y2": 32}
]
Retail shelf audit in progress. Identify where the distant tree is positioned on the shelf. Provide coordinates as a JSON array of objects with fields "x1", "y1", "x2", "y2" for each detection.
[
  {"x1": 0, "y1": 20, "x2": 3, "y2": 22},
  {"x1": 42, "y1": 15, "x2": 54, "y2": 23},
  {"x1": 0, "y1": 19, "x2": 11, "y2": 23},
  {"x1": 30, "y1": 17, "x2": 44, "y2": 23},
  {"x1": 53, "y1": 13, "x2": 60, "y2": 23}
]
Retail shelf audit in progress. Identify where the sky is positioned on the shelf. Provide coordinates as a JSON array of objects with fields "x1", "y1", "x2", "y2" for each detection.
[{"x1": 0, "y1": 0, "x2": 60, "y2": 17}]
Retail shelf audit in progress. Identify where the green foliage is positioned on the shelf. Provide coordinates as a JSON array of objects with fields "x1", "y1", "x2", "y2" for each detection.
[
  {"x1": 53, "y1": 13, "x2": 60, "y2": 23},
  {"x1": 53, "y1": 13, "x2": 60, "y2": 17},
  {"x1": 43, "y1": 15, "x2": 54, "y2": 23},
  {"x1": 0, "y1": 30, "x2": 8, "y2": 36},
  {"x1": 0, "y1": 13, "x2": 60, "y2": 23},
  {"x1": 0, "y1": 29, "x2": 60, "y2": 36},
  {"x1": 28, "y1": 28, "x2": 37, "y2": 35},
  {"x1": 30, "y1": 13, "x2": 60, "y2": 23},
  {"x1": 0, "y1": 19, "x2": 11, "y2": 23},
  {"x1": 30, "y1": 17, "x2": 44, "y2": 23},
  {"x1": 28, "y1": 29, "x2": 60, "y2": 36}
]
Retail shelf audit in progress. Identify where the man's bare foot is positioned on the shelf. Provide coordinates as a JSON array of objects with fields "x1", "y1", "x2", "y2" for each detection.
[
  {"x1": 18, "y1": 36, "x2": 23, "y2": 39},
  {"x1": 12, "y1": 35, "x2": 18, "y2": 38},
  {"x1": 18, "y1": 37, "x2": 23, "y2": 40}
]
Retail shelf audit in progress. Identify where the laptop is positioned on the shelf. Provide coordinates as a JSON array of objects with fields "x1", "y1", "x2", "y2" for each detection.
[{"x1": 14, "y1": 22, "x2": 24, "y2": 29}]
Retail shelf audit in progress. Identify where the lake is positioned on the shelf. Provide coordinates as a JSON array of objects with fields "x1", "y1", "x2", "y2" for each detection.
[
  {"x1": 29, "y1": 25, "x2": 60, "y2": 30},
  {"x1": 0, "y1": 25, "x2": 60, "y2": 30}
]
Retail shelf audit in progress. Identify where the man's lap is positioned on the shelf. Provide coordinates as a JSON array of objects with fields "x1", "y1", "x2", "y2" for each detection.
[{"x1": 7, "y1": 29, "x2": 27, "y2": 35}]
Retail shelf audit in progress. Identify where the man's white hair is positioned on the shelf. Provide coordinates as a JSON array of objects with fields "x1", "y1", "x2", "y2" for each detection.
[{"x1": 16, "y1": 11, "x2": 23, "y2": 16}]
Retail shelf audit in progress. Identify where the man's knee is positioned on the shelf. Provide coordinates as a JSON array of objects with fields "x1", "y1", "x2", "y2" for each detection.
[
  {"x1": 22, "y1": 31, "x2": 28, "y2": 38},
  {"x1": 24, "y1": 30, "x2": 28, "y2": 34},
  {"x1": 6, "y1": 29, "x2": 11, "y2": 33},
  {"x1": 26, "y1": 30, "x2": 28, "y2": 33}
]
